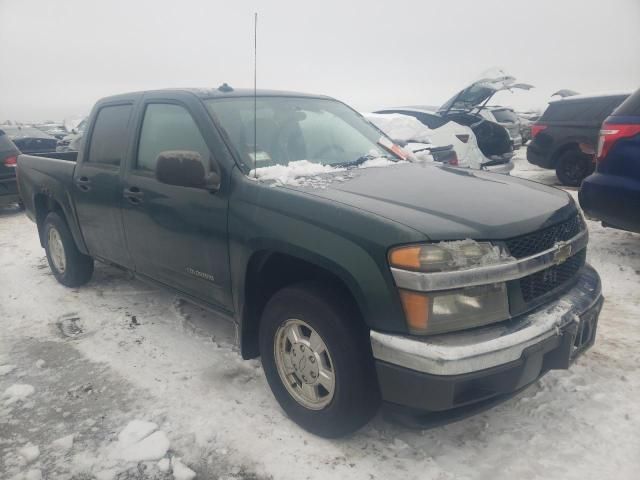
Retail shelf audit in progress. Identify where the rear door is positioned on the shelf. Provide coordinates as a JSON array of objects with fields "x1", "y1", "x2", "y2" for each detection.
[
  {"x1": 73, "y1": 103, "x2": 133, "y2": 266},
  {"x1": 120, "y1": 95, "x2": 232, "y2": 311}
]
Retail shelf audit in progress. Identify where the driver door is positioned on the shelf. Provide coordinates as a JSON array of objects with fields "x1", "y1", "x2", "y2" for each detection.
[{"x1": 121, "y1": 100, "x2": 232, "y2": 311}]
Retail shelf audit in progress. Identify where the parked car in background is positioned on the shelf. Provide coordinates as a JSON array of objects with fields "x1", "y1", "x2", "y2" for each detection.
[
  {"x1": 479, "y1": 106, "x2": 523, "y2": 149},
  {"x1": 579, "y1": 88, "x2": 640, "y2": 233},
  {"x1": 0, "y1": 129, "x2": 21, "y2": 208},
  {"x1": 34, "y1": 122, "x2": 68, "y2": 140},
  {"x1": 17, "y1": 87, "x2": 603, "y2": 437},
  {"x1": 527, "y1": 92, "x2": 630, "y2": 186},
  {"x1": 375, "y1": 107, "x2": 514, "y2": 174},
  {"x1": 437, "y1": 70, "x2": 533, "y2": 152},
  {"x1": 519, "y1": 116, "x2": 532, "y2": 144},
  {"x1": 2, "y1": 125, "x2": 58, "y2": 154},
  {"x1": 368, "y1": 111, "x2": 513, "y2": 173},
  {"x1": 57, "y1": 118, "x2": 87, "y2": 152}
]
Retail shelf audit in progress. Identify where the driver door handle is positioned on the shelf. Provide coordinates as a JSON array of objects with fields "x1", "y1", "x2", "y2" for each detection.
[
  {"x1": 123, "y1": 186, "x2": 144, "y2": 204},
  {"x1": 75, "y1": 176, "x2": 91, "y2": 191}
]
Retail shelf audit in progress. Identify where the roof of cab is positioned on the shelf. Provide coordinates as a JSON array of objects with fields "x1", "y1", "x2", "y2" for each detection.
[{"x1": 96, "y1": 87, "x2": 332, "y2": 104}]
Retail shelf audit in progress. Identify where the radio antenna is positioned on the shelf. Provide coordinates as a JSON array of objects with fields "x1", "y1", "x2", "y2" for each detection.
[{"x1": 253, "y1": 12, "x2": 258, "y2": 178}]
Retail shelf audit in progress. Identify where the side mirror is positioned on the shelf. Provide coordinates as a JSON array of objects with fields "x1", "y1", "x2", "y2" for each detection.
[{"x1": 155, "y1": 150, "x2": 220, "y2": 191}]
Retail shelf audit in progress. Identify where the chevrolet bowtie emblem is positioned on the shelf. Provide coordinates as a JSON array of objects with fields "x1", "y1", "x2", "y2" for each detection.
[{"x1": 553, "y1": 241, "x2": 572, "y2": 265}]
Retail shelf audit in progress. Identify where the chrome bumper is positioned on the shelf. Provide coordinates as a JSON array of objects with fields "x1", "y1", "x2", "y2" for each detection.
[{"x1": 371, "y1": 264, "x2": 602, "y2": 376}]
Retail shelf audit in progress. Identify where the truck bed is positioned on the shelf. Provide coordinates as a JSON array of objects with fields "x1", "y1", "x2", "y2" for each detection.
[{"x1": 17, "y1": 151, "x2": 79, "y2": 233}]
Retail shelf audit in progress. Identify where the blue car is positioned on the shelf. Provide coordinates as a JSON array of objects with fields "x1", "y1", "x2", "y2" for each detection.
[{"x1": 579, "y1": 88, "x2": 640, "y2": 233}]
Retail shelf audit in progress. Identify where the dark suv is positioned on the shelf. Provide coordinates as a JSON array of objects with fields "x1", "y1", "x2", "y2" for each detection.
[
  {"x1": 579, "y1": 87, "x2": 640, "y2": 233},
  {"x1": 527, "y1": 93, "x2": 629, "y2": 186}
]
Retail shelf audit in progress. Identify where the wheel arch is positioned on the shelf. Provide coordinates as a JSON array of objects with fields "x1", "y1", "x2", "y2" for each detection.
[
  {"x1": 33, "y1": 193, "x2": 88, "y2": 254},
  {"x1": 239, "y1": 249, "x2": 368, "y2": 360}
]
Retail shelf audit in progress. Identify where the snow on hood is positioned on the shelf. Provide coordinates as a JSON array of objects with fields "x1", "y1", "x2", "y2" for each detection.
[
  {"x1": 249, "y1": 158, "x2": 410, "y2": 188},
  {"x1": 250, "y1": 160, "x2": 346, "y2": 187}
]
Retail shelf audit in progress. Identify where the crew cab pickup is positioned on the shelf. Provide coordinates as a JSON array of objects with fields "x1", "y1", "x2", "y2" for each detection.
[{"x1": 17, "y1": 87, "x2": 603, "y2": 437}]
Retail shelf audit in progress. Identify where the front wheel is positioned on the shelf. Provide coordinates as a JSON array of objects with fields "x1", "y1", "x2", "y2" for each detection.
[
  {"x1": 43, "y1": 212, "x2": 94, "y2": 287},
  {"x1": 259, "y1": 282, "x2": 380, "y2": 437}
]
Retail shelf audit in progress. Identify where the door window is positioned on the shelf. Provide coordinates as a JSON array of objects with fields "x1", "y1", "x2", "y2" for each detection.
[
  {"x1": 87, "y1": 105, "x2": 133, "y2": 165},
  {"x1": 136, "y1": 104, "x2": 210, "y2": 172}
]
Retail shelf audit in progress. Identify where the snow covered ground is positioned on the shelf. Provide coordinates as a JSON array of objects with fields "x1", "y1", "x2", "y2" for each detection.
[{"x1": 1, "y1": 148, "x2": 639, "y2": 479}]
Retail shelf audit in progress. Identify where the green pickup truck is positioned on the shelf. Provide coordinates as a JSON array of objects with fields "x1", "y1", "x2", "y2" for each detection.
[{"x1": 17, "y1": 86, "x2": 603, "y2": 437}]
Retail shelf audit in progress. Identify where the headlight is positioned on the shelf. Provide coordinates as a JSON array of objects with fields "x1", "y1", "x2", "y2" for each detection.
[
  {"x1": 397, "y1": 284, "x2": 509, "y2": 335},
  {"x1": 389, "y1": 240, "x2": 509, "y2": 272},
  {"x1": 389, "y1": 240, "x2": 512, "y2": 335}
]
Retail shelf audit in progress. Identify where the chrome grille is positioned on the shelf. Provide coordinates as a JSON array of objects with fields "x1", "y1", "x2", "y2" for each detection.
[{"x1": 505, "y1": 214, "x2": 584, "y2": 259}]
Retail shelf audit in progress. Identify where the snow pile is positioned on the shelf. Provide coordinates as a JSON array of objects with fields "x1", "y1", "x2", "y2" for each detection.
[
  {"x1": 250, "y1": 157, "x2": 412, "y2": 187},
  {"x1": 24, "y1": 470, "x2": 42, "y2": 480},
  {"x1": 51, "y1": 434, "x2": 75, "y2": 451},
  {"x1": 250, "y1": 160, "x2": 345, "y2": 186},
  {"x1": 3, "y1": 383, "x2": 35, "y2": 404},
  {"x1": 113, "y1": 420, "x2": 170, "y2": 462},
  {"x1": 18, "y1": 443, "x2": 40, "y2": 463},
  {"x1": 172, "y1": 457, "x2": 197, "y2": 480},
  {"x1": 0, "y1": 364, "x2": 16, "y2": 375},
  {"x1": 364, "y1": 112, "x2": 434, "y2": 144},
  {"x1": 359, "y1": 157, "x2": 404, "y2": 168}
]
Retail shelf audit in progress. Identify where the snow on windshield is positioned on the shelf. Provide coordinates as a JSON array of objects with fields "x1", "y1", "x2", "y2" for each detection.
[{"x1": 249, "y1": 158, "x2": 409, "y2": 188}]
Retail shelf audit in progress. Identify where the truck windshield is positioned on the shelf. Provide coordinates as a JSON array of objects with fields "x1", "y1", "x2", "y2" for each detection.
[{"x1": 205, "y1": 97, "x2": 400, "y2": 170}]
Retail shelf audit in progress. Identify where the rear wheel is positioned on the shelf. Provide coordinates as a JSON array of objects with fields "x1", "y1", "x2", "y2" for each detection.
[
  {"x1": 555, "y1": 149, "x2": 594, "y2": 186},
  {"x1": 259, "y1": 282, "x2": 380, "y2": 437},
  {"x1": 43, "y1": 212, "x2": 94, "y2": 287}
]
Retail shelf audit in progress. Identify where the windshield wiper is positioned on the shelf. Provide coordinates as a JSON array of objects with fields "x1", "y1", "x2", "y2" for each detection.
[{"x1": 333, "y1": 154, "x2": 393, "y2": 168}]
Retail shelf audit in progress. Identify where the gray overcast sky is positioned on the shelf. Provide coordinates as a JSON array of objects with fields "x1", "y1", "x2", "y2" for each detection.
[{"x1": 1, "y1": 0, "x2": 639, "y2": 122}]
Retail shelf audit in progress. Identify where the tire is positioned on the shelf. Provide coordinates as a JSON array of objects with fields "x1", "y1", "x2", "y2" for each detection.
[
  {"x1": 43, "y1": 212, "x2": 94, "y2": 287},
  {"x1": 259, "y1": 282, "x2": 380, "y2": 437},
  {"x1": 555, "y1": 149, "x2": 594, "y2": 187}
]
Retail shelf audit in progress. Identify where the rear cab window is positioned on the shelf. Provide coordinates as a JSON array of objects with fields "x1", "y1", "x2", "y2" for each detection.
[{"x1": 87, "y1": 105, "x2": 133, "y2": 166}]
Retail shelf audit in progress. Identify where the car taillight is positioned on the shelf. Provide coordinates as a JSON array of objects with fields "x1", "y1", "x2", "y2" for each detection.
[
  {"x1": 449, "y1": 151, "x2": 459, "y2": 166},
  {"x1": 597, "y1": 123, "x2": 640, "y2": 161},
  {"x1": 530, "y1": 124, "x2": 547, "y2": 139},
  {"x1": 3, "y1": 155, "x2": 17, "y2": 168}
]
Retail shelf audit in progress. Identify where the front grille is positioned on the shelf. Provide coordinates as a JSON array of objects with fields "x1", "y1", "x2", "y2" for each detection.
[
  {"x1": 520, "y1": 249, "x2": 586, "y2": 303},
  {"x1": 505, "y1": 214, "x2": 584, "y2": 259}
]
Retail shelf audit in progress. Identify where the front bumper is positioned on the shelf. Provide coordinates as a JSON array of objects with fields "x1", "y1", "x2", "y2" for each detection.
[{"x1": 371, "y1": 265, "x2": 602, "y2": 415}]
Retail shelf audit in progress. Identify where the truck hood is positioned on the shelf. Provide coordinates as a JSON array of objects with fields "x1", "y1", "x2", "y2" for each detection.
[{"x1": 296, "y1": 163, "x2": 575, "y2": 241}]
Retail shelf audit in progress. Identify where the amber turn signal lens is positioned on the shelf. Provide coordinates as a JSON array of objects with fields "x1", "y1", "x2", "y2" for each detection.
[
  {"x1": 398, "y1": 289, "x2": 430, "y2": 333},
  {"x1": 389, "y1": 246, "x2": 422, "y2": 270}
]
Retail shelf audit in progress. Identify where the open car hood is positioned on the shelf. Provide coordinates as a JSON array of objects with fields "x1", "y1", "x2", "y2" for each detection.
[{"x1": 438, "y1": 68, "x2": 534, "y2": 114}]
